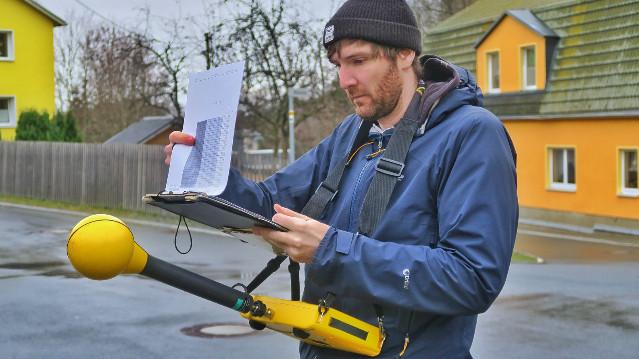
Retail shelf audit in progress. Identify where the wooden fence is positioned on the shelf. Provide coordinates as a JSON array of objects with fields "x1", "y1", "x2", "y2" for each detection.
[
  {"x1": 0, "y1": 141, "x2": 284, "y2": 211},
  {"x1": 235, "y1": 148, "x2": 287, "y2": 181}
]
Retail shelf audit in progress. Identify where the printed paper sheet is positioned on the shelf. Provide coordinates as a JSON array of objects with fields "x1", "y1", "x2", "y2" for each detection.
[{"x1": 165, "y1": 61, "x2": 244, "y2": 195}]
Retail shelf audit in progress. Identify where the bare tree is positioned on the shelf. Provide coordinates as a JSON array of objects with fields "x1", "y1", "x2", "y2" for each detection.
[
  {"x1": 217, "y1": 0, "x2": 326, "y2": 155},
  {"x1": 409, "y1": 0, "x2": 477, "y2": 29},
  {"x1": 135, "y1": 7, "x2": 199, "y2": 125},
  {"x1": 136, "y1": 38, "x2": 189, "y2": 124},
  {"x1": 54, "y1": 10, "x2": 94, "y2": 112},
  {"x1": 69, "y1": 27, "x2": 170, "y2": 142}
]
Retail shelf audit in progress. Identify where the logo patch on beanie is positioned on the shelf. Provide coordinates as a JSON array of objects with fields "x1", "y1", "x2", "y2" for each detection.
[{"x1": 324, "y1": 25, "x2": 334, "y2": 44}]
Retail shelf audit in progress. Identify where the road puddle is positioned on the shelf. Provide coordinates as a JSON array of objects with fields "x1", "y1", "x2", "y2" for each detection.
[
  {"x1": 38, "y1": 269, "x2": 84, "y2": 279},
  {"x1": 0, "y1": 261, "x2": 66, "y2": 270},
  {"x1": 0, "y1": 260, "x2": 80, "y2": 279},
  {"x1": 496, "y1": 293, "x2": 639, "y2": 331}
]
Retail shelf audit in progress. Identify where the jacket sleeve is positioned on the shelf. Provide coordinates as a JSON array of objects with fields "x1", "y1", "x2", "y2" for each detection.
[
  {"x1": 218, "y1": 120, "x2": 346, "y2": 219},
  {"x1": 305, "y1": 113, "x2": 519, "y2": 316}
]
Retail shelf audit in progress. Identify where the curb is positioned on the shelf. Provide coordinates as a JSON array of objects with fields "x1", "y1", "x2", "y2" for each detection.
[
  {"x1": 519, "y1": 218, "x2": 639, "y2": 237},
  {"x1": 515, "y1": 250, "x2": 545, "y2": 264},
  {"x1": 0, "y1": 201, "x2": 224, "y2": 237}
]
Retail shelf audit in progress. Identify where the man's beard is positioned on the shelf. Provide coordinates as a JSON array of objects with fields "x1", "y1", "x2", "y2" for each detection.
[{"x1": 347, "y1": 63, "x2": 403, "y2": 121}]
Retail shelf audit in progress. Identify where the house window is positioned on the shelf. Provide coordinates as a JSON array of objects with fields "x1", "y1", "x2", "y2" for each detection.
[
  {"x1": 487, "y1": 51, "x2": 500, "y2": 93},
  {"x1": 0, "y1": 30, "x2": 14, "y2": 61},
  {"x1": 548, "y1": 147, "x2": 576, "y2": 191},
  {"x1": 619, "y1": 149, "x2": 638, "y2": 197},
  {"x1": 0, "y1": 97, "x2": 16, "y2": 127},
  {"x1": 522, "y1": 46, "x2": 536, "y2": 90}
]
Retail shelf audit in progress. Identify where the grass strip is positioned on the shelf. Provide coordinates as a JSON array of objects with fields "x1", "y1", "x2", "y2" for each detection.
[
  {"x1": 511, "y1": 251, "x2": 541, "y2": 263},
  {"x1": 0, "y1": 194, "x2": 171, "y2": 222}
]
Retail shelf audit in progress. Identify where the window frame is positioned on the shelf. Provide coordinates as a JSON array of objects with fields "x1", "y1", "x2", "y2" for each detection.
[
  {"x1": 520, "y1": 44, "x2": 537, "y2": 90},
  {"x1": 0, "y1": 30, "x2": 15, "y2": 62},
  {"x1": 0, "y1": 96, "x2": 17, "y2": 128},
  {"x1": 486, "y1": 50, "x2": 501, "y2": 94},
  {"x1": 546, "y1": 146, "x2": 577, "y2": 192},
  {"x1": 618, "y1": 147, "x2": 639, "y2": 198}
]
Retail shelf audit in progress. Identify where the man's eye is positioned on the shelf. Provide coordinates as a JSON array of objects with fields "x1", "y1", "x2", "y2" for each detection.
[{"x1": 353, "y1": 58, "x2": 365, "y2": 65}]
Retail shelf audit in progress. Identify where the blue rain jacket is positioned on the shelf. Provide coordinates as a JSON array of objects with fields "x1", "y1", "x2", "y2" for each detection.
[{"x1": 220, "y1": 62, "x2": 518, "y2": 358}]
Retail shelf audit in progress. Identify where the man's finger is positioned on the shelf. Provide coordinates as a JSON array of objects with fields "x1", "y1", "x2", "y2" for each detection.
[
  {"x1": 164, "y1": 144, "x2": 173, "y2": 165},
  {"x1": 272, "y1": 212, "x2": 309, "y2": 230},
  {"x1": 168, "y1": 131, "x2": 196, "y2": 146},
  {"x1": 258, "y1": 228, "x2": 293, "y2": 248},
  {"x1": 274, "y1": 204, "x2": 310, "y2": 220}
]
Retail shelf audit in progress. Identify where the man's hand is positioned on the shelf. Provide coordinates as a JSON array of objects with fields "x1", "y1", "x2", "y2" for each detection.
[
  {"x1": 164, "y1": 131, "x2": 196, "y2": 165},
  {"x1": 254, "y1": 204, "x2": 330, "y2": 263}
]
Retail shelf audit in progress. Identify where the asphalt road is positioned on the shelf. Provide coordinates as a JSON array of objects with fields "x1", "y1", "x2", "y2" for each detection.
[{"x1": 1, "y1": 203, "x2": 638, "y2": 358}]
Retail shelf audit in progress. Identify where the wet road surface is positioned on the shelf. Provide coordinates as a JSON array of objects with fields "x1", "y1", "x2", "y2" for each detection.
[
  {"x1": 515, "y1": 223, "x2": 639, "y2": 263},
  {"x1": 0, "y1": 204, "x2": 298, "y2": 359},
  {"x1": 1, "y1": 203, "x2": 638, "y2": 358}
]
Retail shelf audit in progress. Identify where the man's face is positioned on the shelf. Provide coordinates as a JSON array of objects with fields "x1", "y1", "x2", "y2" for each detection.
[{"x1": 330, "y1": 41, "x2": 403, "y2": 121}]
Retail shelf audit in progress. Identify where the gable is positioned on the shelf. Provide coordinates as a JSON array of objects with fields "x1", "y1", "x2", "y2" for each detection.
[
  {"x1": 23, "y1": 0, "x2": 66, "y2": 27},
  {"x1": 424, "y1": 0, "x2": 639, "y2": 117},
  {"x1": 474, "y1": 9, "x2": 557, "y2": 49},
  {"x1": 475, "y1": 14, "x2": 551, "y2": 93},
  {"x1": 105, "y1": 116, "x2": 176, "y2": 144}
]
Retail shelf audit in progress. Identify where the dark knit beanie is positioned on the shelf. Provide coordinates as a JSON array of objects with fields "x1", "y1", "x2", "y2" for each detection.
[{"x1": 323, "y1": 0, "x2": 421, "y2": 54}]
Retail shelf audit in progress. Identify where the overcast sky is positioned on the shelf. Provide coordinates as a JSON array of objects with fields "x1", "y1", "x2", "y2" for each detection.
[{"x1": 39, "y1": 0, "x2": 341, "y2": 33}]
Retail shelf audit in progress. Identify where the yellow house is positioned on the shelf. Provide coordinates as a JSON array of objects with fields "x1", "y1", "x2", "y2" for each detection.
[
  {"x1": 0, "y1": 0, "x2": 65, "y2": 140},
  {"x1": 424, "y1": 0, "x2": 639, "y2": 228}
]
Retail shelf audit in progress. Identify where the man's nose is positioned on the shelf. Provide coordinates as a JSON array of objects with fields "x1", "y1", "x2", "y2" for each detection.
[{"x1": 338, "y1": 67, "x2": 357, "y2": 89}]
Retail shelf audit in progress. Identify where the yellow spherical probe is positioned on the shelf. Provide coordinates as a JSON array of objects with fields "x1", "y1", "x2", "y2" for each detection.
[{"x1": 66, "y1": 214, "x2": 148, "y2": 280}]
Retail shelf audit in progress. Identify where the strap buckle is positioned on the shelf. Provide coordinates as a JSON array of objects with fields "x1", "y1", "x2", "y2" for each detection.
[
  {"x1": 314, "y1": 181, "x2": 339, "y2": 201},
  {"x1": 317, "y1": 292, "x2": 335, "y2": 323},
  {"x1": 377, "y1": 314, "x2": 387, "y2": 347},
  {"x1": 376, "y1": 157, "x2": 405, "y2": 178},
  {"x1": 317, "y1": 299, "x2": 329, "y2": 322}
]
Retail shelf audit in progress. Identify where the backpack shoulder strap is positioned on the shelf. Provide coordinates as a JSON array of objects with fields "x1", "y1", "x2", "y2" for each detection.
[
  {"x1": 358, "y1": 89, "x2": 423, "y2": 235},
  {"x1": 300, "y1": 120, "x2": 373, "y2": 220}
]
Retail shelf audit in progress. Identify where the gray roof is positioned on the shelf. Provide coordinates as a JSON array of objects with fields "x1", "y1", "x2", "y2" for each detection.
[
  {"x1": 105, "y1": 116, "x2": 175, "y2": 144},
  {"x1": 24, "y1": 0, "x2": 67, "y2": 26},
  {"x1": 474, "y1": 9, "x2": 558, "y2": 48}
]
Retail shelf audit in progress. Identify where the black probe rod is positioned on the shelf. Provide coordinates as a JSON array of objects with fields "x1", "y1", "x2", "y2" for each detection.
[{"x1": 141, "y1": 255, "x2": 252, "y2": 312}]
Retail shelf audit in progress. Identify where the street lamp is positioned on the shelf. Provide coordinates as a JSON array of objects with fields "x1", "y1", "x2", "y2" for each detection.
[{"x1": 287, "y1": 87, "x2": 311, "y2": 164}]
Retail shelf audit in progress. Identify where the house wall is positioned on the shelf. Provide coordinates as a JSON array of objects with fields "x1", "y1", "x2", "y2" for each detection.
[
  {"x1": 504, "y1": 117, "x2": 639, "y2": 220},
  {"x1": 0, "y1": 0, "x2": 57, "y2": 140},
  {"x1": 146, "y1": 128, "x2": 172, "y2": 145},
  {"x1": 476, "y1": 16, "x2": 547, "y2": 93}
]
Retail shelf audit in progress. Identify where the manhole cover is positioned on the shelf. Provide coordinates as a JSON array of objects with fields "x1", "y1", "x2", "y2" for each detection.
[{"x1": 181, "y1": 322, "x2": 260, "y2": 338}]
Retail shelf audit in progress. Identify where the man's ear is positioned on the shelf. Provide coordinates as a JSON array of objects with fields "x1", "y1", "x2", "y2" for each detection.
[{"x1": 397, "y1": 49, "x2": 416, "y2": 71}]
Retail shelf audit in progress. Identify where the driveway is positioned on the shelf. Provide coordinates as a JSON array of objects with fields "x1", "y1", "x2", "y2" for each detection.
[{"x1": 1, "y1": 203, "x2": 638, "y2": 358}]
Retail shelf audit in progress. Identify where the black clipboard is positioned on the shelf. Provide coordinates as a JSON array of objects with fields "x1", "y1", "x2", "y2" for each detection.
[{"x1": 143, "y1": 193, "x2": 287, "y2": 233}]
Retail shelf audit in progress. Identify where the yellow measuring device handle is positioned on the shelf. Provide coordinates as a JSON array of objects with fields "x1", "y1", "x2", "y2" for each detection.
[{"x1": 242, "y1": 295, "x2": 383, "y2": 357}]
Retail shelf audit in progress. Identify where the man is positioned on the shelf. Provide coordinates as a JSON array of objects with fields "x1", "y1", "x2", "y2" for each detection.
[{"x1": 165, "y1": 0, "x2": 518, "y2": 357}]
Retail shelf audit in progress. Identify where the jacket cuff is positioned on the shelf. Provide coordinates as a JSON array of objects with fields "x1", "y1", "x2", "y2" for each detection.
[{"x1": 307, "y1": 227, "x2": 355, "y2": 285}]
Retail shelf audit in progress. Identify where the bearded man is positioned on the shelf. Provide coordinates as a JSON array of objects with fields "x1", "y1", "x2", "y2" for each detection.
[{"x1": 165, "y1": 0, "x2": 518, "y2": 357}]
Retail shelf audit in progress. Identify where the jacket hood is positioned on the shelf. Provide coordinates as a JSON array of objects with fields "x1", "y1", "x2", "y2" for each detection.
[{"x1": 417, "y1": 55, "x2": 484, "y2": 134}]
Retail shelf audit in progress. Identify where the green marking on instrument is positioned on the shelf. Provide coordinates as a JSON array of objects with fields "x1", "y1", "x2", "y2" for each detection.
[{"x1": 233, "y1": 298, "x2": 244, "y2": 310}]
